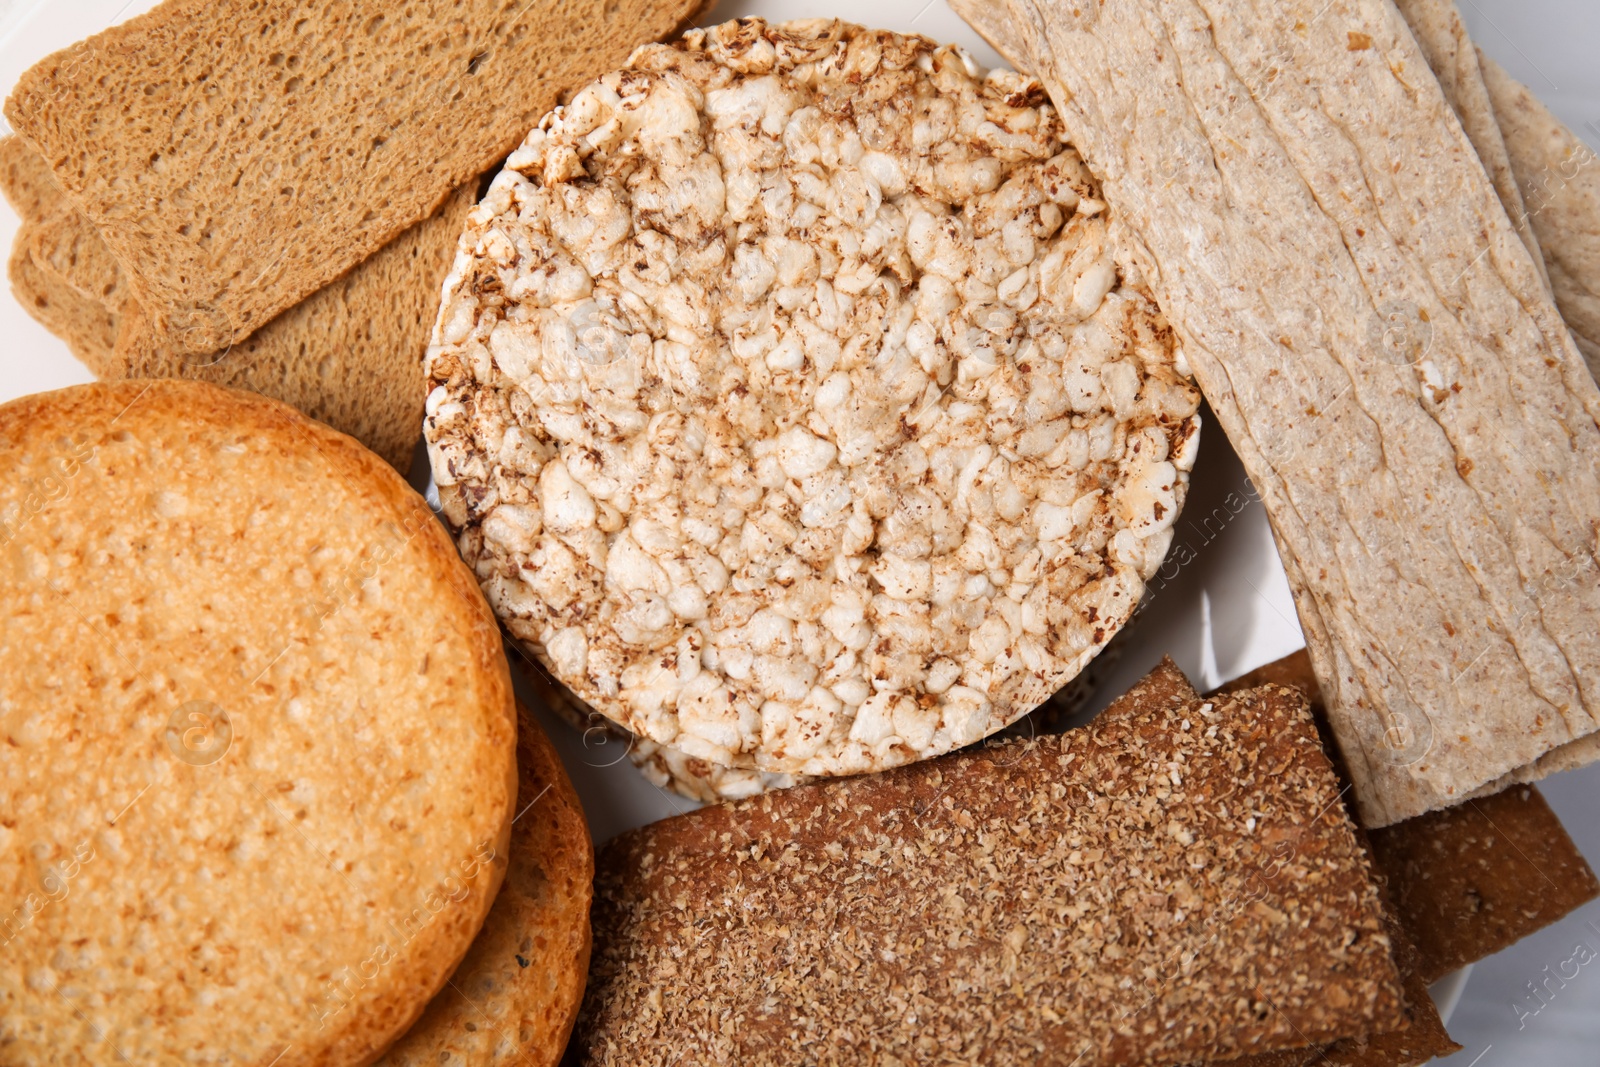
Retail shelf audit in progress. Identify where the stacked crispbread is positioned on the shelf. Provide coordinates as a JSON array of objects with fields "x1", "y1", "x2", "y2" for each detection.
[
  {"x1": 579, "y1": 660, "x2": 1412, "y2": 1067},
  {"x1": 2, "y1": 0, "x2": 710, "y2": 469},
  {"x1": 951, "y1": 0, "x2": 1600, "y2": 827}
]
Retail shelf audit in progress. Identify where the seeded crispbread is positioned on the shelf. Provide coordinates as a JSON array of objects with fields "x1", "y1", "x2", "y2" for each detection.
[
  {"x1": 3, "y1": 0, "x2": 712, "y2": 362},
  {"x1": 954, "y1": 0, "x2": 1600, "y2": 826},
  {"x1": 379, "y1": 702, "x2": 592, "y2": 1066},
  {"x1": 0, "y1": 380, "x2": 517, "y2": 1065},
  {"x1": 1220, "y1": 650, "x2": 1600, "y2": 984},
  {"x1": 8, "y1": 222, "x2": 119, "y2": 372},
  {"x1": 576, "y1": 662, "x2": 1405, "y2": 1066},
  {"x1": 1481, "y1": 53, "x2": 1600, "y2": 380}
]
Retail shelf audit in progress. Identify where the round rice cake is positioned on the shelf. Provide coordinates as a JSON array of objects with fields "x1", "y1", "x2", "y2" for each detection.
[
  {"x1": 379, "y1": 702, "x2": 592, "y2": 1066},
  {"x1": 425, "y1": 18, "x2": 1201, "y2": 777},
  {"x1": 0, "y1": 381, "x2": 517, "y2": 1064}
]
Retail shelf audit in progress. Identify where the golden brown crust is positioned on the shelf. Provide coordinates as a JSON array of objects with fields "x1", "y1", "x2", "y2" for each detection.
[
  {"x1": 378, "y1": 702, "x2": 593, "y2": 1066},
  {"x1": 0, "y1": 380, "x2": 516, "y2": 1066},
  {"x1": 0, "y1": 133, "x2": 63, "y2": 221},
  {"x1": 577, "y1": 668, "x2": 1404, "y2": 1066}
]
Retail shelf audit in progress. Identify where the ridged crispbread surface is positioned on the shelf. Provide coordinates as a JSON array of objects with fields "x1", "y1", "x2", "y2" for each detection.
[
  {"x1": 1482, "y1": 54, "x2": 1600, "y2": 379},
  {"x1": 0, "y1": 381, "x2": 517, "y2": 1065},
  {"x1": 112, "y1": 180, "x2": 482, "y2": 470},
  {"x1": 3, "y1": 0, "x2": 711, "y2": 360},
  {"x1": 577, "y1": 664, "x2": 1404, "y2": 1066},
  {"x1": 950, "y1": 0, "x2": 1600, "y2": 826},
  {"x1": 379, "y1": 703, "x2": 593, "y2": 1066}
]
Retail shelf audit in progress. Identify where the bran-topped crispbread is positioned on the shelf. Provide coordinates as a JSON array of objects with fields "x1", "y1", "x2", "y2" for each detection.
[
  {"x1": 427, "y1": 18, "x2": 1201, "y2": 780},
  {"x1": 3, "y1": 0, "x2": 712, "y2": 361},
  {"x1": 0, "y1": 381, "x2": 516, "y2": 1064},
  {"x1": 952, "y1": 0, "x2": 1600, "y2": 826},
  {"x1": 576, "y1": 661, "x2": 1405, "y2": 1066},
  {"x1": 379, "y1": 703, "x2": 592, "y2": 1066}
]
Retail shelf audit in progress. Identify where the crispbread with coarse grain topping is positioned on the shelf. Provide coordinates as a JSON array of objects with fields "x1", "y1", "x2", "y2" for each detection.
[
  {"x1": 3, "y1": 0, "x2": 712, "y2": 362},
  {"x1": 950, "y1": 0, "x2": 1600, "y2": 826},
  {"x1": 379, "y1": 703, "x2": 592, "y2": 1066},
  {"x1": 0, "y1": 380, "x2": 516, "y2": 1065},
  {"x1": 576, "y1": 660, "x2": 1404, "y2": 1066}
]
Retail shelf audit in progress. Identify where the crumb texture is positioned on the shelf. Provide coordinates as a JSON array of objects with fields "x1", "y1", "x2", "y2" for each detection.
[
  {"x1": 0, "y1": 381, "x2": 516, "y2": 1065},
  {"x1": 3, "y1": 0, "x2": 707, "y2": 357},
  {"x1": 577, "y1": 666, "x2": 1404, "y2": 1066},
  {"x1": 426, "y1": 18, "x2": 1200, "y2": 777}
]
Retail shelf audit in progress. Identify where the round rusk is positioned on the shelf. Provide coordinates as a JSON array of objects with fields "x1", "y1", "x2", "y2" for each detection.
[
  {"x1": 378, "y1": 702, "x2": 592, "y2": 1066},
  {"x1": 0, "y1": 381, "x2": 516, "y2": 1065}
]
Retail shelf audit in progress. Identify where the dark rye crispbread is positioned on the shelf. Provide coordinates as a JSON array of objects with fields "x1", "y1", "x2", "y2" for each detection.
[
  {"x1": 577, "y1": 663, "x2": 1405, "y2": 1067},
  {"x1": 1221, "y1": 650, "x2": 1600, "y2": 983},
  {"x1": 379, "y1": 703, "x2": 592, "y2": 1066},
  {"x1": 1370, "y1": 785, "x2": 1600, "y2": 984},
  {"x1": 3, "y1": 0, "x2": 711, "y2": 361}
]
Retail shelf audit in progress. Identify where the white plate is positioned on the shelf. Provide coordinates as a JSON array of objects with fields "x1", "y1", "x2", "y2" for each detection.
[{"x1": 14, "y1": 0, "x2": 1582, "y2": 1050}]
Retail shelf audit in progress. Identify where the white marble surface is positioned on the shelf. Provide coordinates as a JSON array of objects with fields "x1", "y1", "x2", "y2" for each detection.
[{"x1": 0, "y1": 2, "x2": 1596, "y2": 1063}]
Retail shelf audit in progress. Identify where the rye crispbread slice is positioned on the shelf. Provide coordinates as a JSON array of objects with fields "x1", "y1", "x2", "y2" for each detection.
[
  {"x1": 379, "y1": 703, "x2": 592, "y2": 1066},
  {"x1": 3, "y1": 0, "x2": 710, "y2": 361},
  {"x1": 110, "y1": 179, "x2": 481, "y2": 470},
  {"x1": 952, "y1": 0, "x2": 1600, "y2": 826},
  {"x1": 577, "y1": 660, "x2": 1405, "y2": 1067},
  {"x1": 0, "y1": 133, "x2": 61, "y2": 221},
  {"x1": 7, "y1": 222, "x2": 119, "y2": 372},
  {"x1": 0, "y1": 380, "x2": 517, "y2": 1065},
  {"x1": 3, "y1": 145, "x2": 477, "y2": 469},
  {"x1": 1221, "y1": 650, "x2": 1600, "y2": 984},
  {"x1": 1481, "y1": 53, "x2": 1600, "y2": 380}
]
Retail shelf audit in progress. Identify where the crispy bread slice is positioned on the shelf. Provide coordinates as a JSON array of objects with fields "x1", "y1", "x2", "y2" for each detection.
[
  {"x1": 1222, "y1": 650, "x2": 1600, "y2": 983},
  {"x1": 952, "y1": 0, "x2": 1600, "y2": 826},
  {"x1": 577, "y1": 662, "x2": 1404, "y2": 1066},
  {"x1": 4, "y1": 0, "x2": 710, "y2": 360},
  {"x1": 0, "y1": 133, "x2": 63, "y2": 221},
  {"x1": 8, "y1": 221, "x2": 119, "y2": 372},
  {"x1": 379, "y1": 703, "x2": 592, "y2": 1066},
  {"x1": 0, "y1": 380, "x2": 516, "y2": 1065}
]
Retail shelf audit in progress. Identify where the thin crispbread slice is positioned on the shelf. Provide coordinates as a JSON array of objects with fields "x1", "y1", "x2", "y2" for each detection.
[
  {"x1": 0, "y1": 133, "x2": 63, "y2": 221},
  {"x1": 953, "y1": 0, "x2": 1600, "y2": 826},
  {"x1": 1391, "y1": 0, "x2": 1546, "y2": 281},
  {"x1": 0, "y1": 380, "x2": 517, "y2": 1065},
  {"x1": 1370, "y1": 784, "x2": 1600, "y2": 984},
  {"x1": 378, "y1": 703, "x2": 592, "y2": 1067},
  {"x1": 577, "y1": 663, "x2": 1405, "y2": 1067},
  {"x1": 1220, "y1": 650, "x2": 1600, "y2": 984},
  {"x1": 3, "y1": 0, "x2": 711, "y2": 361},
  {"x1": 108, "y1": 179, "x2": 481, "y2": 470},
  {"x1": 27, "y1": 206, "x2": 129, "y2": 307},
  {"x1": 8, "y1": 221, "x2": 119, "y2": 373},
  {"x1": 1481, "y1": 53, "x2": 1600, "y2": 380}
]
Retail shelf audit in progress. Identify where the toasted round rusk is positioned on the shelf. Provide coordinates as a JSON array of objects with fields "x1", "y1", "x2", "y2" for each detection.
[
  {"x1": 379, "y1": 700, "x2": 592, "y2": 1066},
  {"x1": 0, "y1": 381, "x2": 516, "y2": 1065}
]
